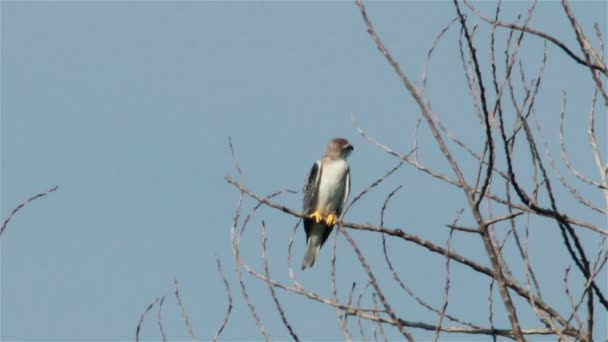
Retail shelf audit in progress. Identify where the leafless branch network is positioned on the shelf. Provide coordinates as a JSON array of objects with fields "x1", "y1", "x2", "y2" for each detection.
[{"x1": 136, "y1": 1, "x2": 606, "y2": 340}]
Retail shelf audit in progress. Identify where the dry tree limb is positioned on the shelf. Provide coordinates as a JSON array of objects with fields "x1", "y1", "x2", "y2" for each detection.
[
  {"x1": 559, "y1": 91, "x2": 607, "y2": 191},
  {"x1": 456, "y1": 1, "x2": 526, "y2": 338},
  {"x1": 458, "y1": 24, "x2": 483, "y2": 124},
  {"x1": 531, "y1": 102, "x2": 606, "y2": 214},
  {"x1": 382, "y1": 223, "x2": 479, "y2": 330},
  {"x1": 565, "y1": 248, "x2": 608, "y2": 341},
  {"x1": 370, "y1": 293, "x2": 388, "y2": 342},
  {"x1": 227, "y1": 138, "x2": 259, "y2": 340},
  {"x1": 494, "y1": 42, "x2": 608, "y2": 310},
  {"x1": 380, "y1": 187, "x2": 480, "y2": 330},
  {"x1": 508, "y1": 86, "x2": 607, "y2": 325},
  {"x1": 524, "y1": 37, "x2": 602, "y2": 216},
  {"x1": 230, "y1": 190, "x2": 274, "y2": 342},
  {"x1": 225, "y1": 177, "x2": 586, "y2": 338},
  {"x1": 0, "y1": 185, "x2": 59, "y2": 237},
  {"x1": 526, "y1": 96, "x2": 600, "y2": 339},
  {"x1": 342, "y1": 282, "x2": 357, "y2": 331},
  {"x1": 230, "y1": 190, "x2": 269, "y2": 340},
  {"x1": 212, "y1": 258, "x2": 233, "y2": 342},
  {"x1": 355, "y1": 4, "x2": 607, "y2": 279},
  {"x1": 352, "y1": 311, "x2": 573, "y2": 338},
  {"x1": 537, "y1": 96, "x2": 607, "y2": 307},
  {"x1": 563, "y1": 267, "x2": 585, "y2": 336},
  {"x1": 477, "y1": 0, "x2": 537, "y2": 213},
  {"x1": 330, "y1": 229, "x2": 353, "y2": 341},
  {"x1": 504, "y1": 183, "x2": 566, "y2": 336},
  {"x1": 434, "y1": 209, "x2": 462, "y2": 342},
  {"x1": 228, "y1": 136, "x2": 243, "y2": 178},
  {"x1": 236, "y1": 224, "x2": 548, "y2": 337},
  {"x1": 228, "y1": 140, "x2": 286, "y2": 341},
  {"x1": 462, "y1": 0, "x2": 607, "y2": 75},
  {"x1": 136, "y1": 296, "x2": 161, "y2": 342},
  {"x1": 157, "y1": 296, "x2": 167, "y2": 342},
  {"x1": 355, "y1": 121, "x2": 606, "y2": 235},
  {"x1": 260, "y1": 221, "x2": 300, "y2": 342},
  {"x1": 286, "y1": 220, "x2": 306, "y2": 292},
  {"x1": 423, "y1": 16, "x2": 461, "y2": 102},
  {"x1": 356, "y1": 282, "x2": 372, "y2": 341},
  {"x1": 587, "y1": 87, "x2": 608, "y2": 207},
  {"x1": 452, "y1": 0, "x2": 497, "y2": 213},
  {"x1": 341, "y1": 118, "x2": 407, "y2": 215},
  {"x1": 327, "y1": 152, "x2": 407, "y2": 340},
  {"x1": 355, "y1": 0, "x2": 475, "y2": 211},
  {"x1": 174, "y1": 277, "x2": 197, "y2": 342},
  {"x1": 242, "y1": 262, "x2": 384, "y2": 314},
  {"x1": 561, "y1": 0, "x2": 608, "y2": 105},
  {"x1": 340, "y1": 226, "x2": 415, "y2": 341},
  {"x1": 224, "y1": 176, "x2": 577, "y2": 333},
  {"x1": 487, "y1": 278, "x2": 497, "y2": 342}
]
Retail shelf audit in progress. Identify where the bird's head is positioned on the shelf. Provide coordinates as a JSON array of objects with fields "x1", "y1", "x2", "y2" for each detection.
[{"x1": 326, "y1": 138, "x2": 354, "y2": 160}]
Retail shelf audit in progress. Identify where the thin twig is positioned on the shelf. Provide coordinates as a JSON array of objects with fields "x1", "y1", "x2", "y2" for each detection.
[
  {"x1": 434, "y1": 209, "x2": 462, "y2": 342},
  {"x1": 356, "y1": 283, "x2": 372, "y2": 341},
  {"x1": 157, "y1": 296, "x2": 167, "y2": 342},
  {"x1": 212, "y1": 258, "x2": 233, "y2": 341},
  {"x1": 136, "y1": 297, "x2": 160, "y2": 342},
  {"x1": 174, "y1": 277, "x2": 197, "y2": 342},
  {"x1": 561, "y1": 0, "x2": 608, "y2": 105},
  {"x1": 1, "y1": 185, "x2": 59, "y2": 237},
  {"x1": 341, "y1": 225, "x2": 415, "y2": 341},
  {"x1": 331, "y1": 227, "x2": 353, "y2": 341},
  {"x1": 260, "y1": 221, "x2": 300, "y2": 341},
  {"x1": 370, "y1": 293, "x2": 388, "y2": 342}
]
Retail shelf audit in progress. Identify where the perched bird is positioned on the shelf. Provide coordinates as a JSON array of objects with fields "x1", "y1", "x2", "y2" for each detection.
[{"x1": 301, "y1": 138, "x2": 353, "y2": 270}]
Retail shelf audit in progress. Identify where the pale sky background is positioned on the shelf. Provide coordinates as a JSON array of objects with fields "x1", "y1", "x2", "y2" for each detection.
[{"x1": 1, "y1": 1, "x2": 606, "y2": 341}]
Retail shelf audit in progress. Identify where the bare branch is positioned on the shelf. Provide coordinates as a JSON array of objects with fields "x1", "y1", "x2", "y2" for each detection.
[
  {"x1": 331, "y1": 228, "x2": 353, "y2": 341},
  {"x1": 561, "y1": 0, "x2": 608, "y2": 105},
  {"x1": 1, "y1": 185, "x2": 59, "y2": 237},
  {"x1": 174, "y1": 277, "x2": 197, "y2": 342},
  {"x1": 434, "y1": 209, "x2": 462, "y2": 342},
  {"x1": 560, "y1": 91, "x2": 607, "y2": 190},
  {"x1": 224, "y1": 175, "x2": 573, "y2": 330},
  {"x1": 463, "y1": 0, "x2": 607, "y2": 75},
  {"x1": 353, "y1": 311, "x2": 567, "y2": 338},
  {"x1": 260, "y1": 221, "x2": 300, "y2": 341},
  {"x1": 423, "y1": 16, "x2": 460, "y2": 93},
  {"x1": 228, "y1": 155, "x2": 271, "y2": 342},
  {"x1": 341, "y1": 226, "x2": 415, "y2": 341},
  {"x1": 212, "y1": 258, "x2": 233, "y2": 341},
  {"x1": 157, "y1": 296, "x2": 167, "y2": 342},
  {"x1": 136, "y1": 297, "x2": 161, "y2": 342}
]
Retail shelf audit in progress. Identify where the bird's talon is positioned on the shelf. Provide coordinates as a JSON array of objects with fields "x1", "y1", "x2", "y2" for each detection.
[
  {"x1": 309, "y1": 211, "x2": 323, "y2": 223},
  {"x1": 325, "y1": 213, "x2": 337, "y2": 225}
]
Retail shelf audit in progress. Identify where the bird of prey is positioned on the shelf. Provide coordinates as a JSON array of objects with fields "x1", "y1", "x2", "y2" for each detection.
[{"x1": 301, "y1": 138, "x2": 353, "y2": 270}]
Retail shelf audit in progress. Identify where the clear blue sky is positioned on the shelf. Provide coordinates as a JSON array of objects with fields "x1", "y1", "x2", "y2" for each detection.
[{"x1": 1, "y1": 1, "x2": 606, "y2": 341}]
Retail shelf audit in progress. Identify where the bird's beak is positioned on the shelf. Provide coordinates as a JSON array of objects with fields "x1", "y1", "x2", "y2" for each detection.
[{"x1": 345, "y1": 144, "x2": 354, "y2": 151}]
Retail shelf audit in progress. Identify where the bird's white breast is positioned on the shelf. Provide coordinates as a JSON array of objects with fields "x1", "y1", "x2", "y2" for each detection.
[{"x1": 316, "y1": 159, "x2": 348, "y2": 215}]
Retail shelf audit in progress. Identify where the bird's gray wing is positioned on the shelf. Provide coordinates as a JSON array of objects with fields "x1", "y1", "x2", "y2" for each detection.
[
  {"x1": 336, "y1": 166, "x2": 350, "y2": 219},
  {"x1": 303, "y1": 161, "x2": 322, "y2": 243},
  {"x1": 303, "y1": 160, "x2": 321, "y2": 216}
]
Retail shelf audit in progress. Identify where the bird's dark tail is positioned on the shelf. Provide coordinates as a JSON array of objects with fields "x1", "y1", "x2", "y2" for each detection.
[{"x1": 301, "y1": 236, "x2": 321, "y2": 270}]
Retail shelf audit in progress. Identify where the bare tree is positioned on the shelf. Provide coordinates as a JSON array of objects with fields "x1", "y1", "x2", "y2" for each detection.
[{"x1": 141, "y1": 0, "x2": 607, "y2": 340}]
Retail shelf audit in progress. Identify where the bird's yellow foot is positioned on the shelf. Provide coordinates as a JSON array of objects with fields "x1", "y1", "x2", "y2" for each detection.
[
  {"x1": 325, "y1": 213, "x2": 338, "y2": 226},
  {"x1": 309, "y1": 211, "x2": 324, "y2": 223}
]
